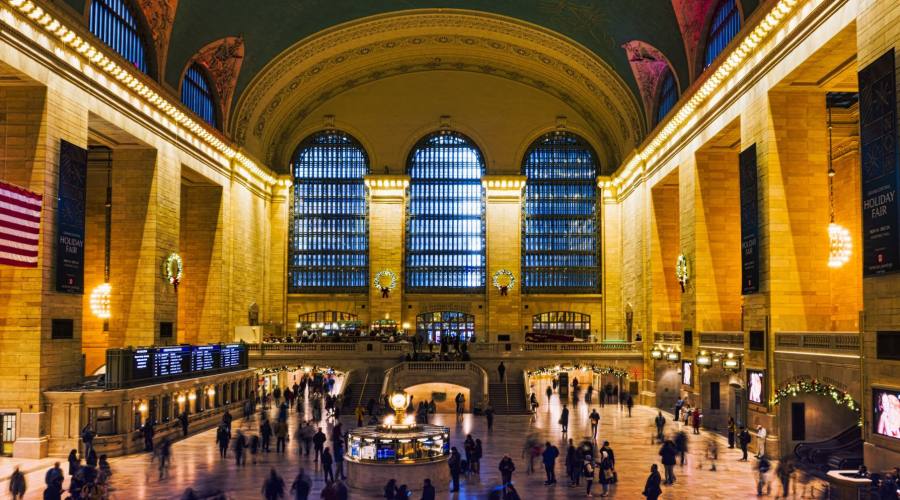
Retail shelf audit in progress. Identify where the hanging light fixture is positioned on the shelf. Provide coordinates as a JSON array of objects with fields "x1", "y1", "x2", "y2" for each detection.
[
  {"x1": 90, "y1": 147, "x2": 113, "y2": 325},
  {"x1": 826, "y1": 101, "x2": 851, "y2": 268},
  {"x1": 90, "y1": 282, "x2": 112, "y2": 319}
]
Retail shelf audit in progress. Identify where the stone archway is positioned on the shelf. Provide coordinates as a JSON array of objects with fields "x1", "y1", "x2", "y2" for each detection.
[
  {"x1": 383, "y1": 361, "x2": 489, "y2": 411},
  {"x1": 773, "y1": 378, "x2": 861, "y2": 458}
]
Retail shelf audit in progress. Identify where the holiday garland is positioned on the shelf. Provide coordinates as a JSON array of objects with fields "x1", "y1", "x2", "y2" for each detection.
[
  {"x1": 527, "y1": 364, "x2": 628, "y2": 379},
  {"x1": 675, "y1": 254, "x2": 689, "y2": 290},
  {"x1": 773, "y1": 379, "x2": 860, "y2": 415},
  {"x1": 492, "y1": 269, "x2": 515, "y2": 291}
]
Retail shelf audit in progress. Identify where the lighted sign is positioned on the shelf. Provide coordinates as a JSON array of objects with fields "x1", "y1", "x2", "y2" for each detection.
[
  {"x1": 873, "y1": 388, "x2": 900, "y2": 440},
  {"x1": 682, "y1": 360, "x2": 693, "y2": 386}
]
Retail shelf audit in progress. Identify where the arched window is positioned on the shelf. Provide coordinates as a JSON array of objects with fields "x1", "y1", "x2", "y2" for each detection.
[
  {"x1": 406, "y1": 131, "x2": 485, "y2": 292},
  {"x1": 655, "y1": 69, "x2": 678, "y2": 125},
  {"x1": 289, "y1": 131, "x2": 369, "y2": 293},
  {"x1": 89, "y1": 0, "x2": 149, "y2": 74},
  {"x1": 704, "y1": 0, "x2": 741, "y2": 68},
  {"x1": 181, "y1": 64, "x2": 217, "y2": 128},
  {"x1": 522, "y1": 131, "x2": 600, "y2": 293}
]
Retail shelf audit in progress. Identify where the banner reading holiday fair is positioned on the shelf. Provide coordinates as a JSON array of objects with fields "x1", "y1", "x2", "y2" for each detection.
[
  {"x1": 739, "y1": 143, "x2": 759, "y2": 294},
  {"x1": 56, "y1": 140, "x2": 87, "y2": 294},
  {"x1": 859, "y1": 48, "x2": 900, "y2": 277}
]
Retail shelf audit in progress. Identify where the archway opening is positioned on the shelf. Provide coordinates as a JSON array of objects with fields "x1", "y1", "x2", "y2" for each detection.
[
  {"x1": 403, "y1": 383, "x2": 470, "y2": 414},
  {"x1": 416, "y1": 311, "x2": 476, "y2": 344}
]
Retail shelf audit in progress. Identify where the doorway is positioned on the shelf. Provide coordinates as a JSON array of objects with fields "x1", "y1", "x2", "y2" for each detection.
[{"x1": 1, "y1": 413, "x2": 16, "y2": 456}]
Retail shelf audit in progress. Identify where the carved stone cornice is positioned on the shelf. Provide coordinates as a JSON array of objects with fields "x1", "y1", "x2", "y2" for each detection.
[
  {"x1": 136, "y1": 0, "x2": 177, "y2": 79},
  {"x1": 231, "y1": 10, "x2": 644, "y2": 168}
]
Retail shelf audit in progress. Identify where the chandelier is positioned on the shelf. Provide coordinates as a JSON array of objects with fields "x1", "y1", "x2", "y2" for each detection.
[
  {"x1": 90, "y1": 283, "x2": 112, "y2": 319},
  {"x1": 826, "y1": 101, "x2": 851, "y2": 268}
]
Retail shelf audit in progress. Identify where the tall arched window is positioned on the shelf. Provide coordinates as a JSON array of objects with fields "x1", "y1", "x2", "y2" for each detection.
[
  {"x1": 89, "y1": 0, "x2": 149, "y2": 74},
  {"x1": 289, "y1": 131, "x2": 369, "y2": 293},
  {"x1": 655, "y1": 69, "x2": 678, "y2": 125},
  {"x1": 704, "y1": 0, "x2": 741, "y2": 68},
  {"x1": 522, "y1": 131, "x2": 600, "y2": 293},
  {"x1": 181, "y1": 64, "x2": 217, "y2": 128},
  {"x1": 406, "y1": 131, "x2": 485, "y2": 292}
]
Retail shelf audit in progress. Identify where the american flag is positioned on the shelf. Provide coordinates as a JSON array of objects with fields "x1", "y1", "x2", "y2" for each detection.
[{"x1": 0, "y1": 180, "x2": 42, "y2": 268}]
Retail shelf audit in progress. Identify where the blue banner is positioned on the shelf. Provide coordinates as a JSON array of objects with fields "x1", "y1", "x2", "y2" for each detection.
[
  {"x1": 56, "y1": 140, "x2": 87, "y2": 293},
  {"x1": 740, "y1": 144, "x2": 759, "y2": 294},
  {"x1": 859, "y1": 49, "x2": 900, "y2": 276}
]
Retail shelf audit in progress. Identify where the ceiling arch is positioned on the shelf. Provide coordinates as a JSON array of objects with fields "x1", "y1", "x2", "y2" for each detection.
[{"x1": 231, "y1": 10, "x2": 645, "y2": 171}]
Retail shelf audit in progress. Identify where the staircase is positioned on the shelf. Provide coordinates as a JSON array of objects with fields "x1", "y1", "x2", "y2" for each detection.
[
  {"x1": 342, "y1": 370, "x2": 384, "y2": 413},
  {"x1": 489, "y1": 378, "x2": 529, "y2": 415}
]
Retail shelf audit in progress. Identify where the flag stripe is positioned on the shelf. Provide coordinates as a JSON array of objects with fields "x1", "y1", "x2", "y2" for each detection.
[{"x1": 0, "y1": 182, "x2": 42, "y2": 269}]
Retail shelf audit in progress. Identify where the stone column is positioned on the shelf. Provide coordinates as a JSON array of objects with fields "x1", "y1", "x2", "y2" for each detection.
[
  {"x1": 483, "y1": 176, "x2": 525, "y2": 342},
  {"x1": 266, "y1": 179, "x2": 290, "y2": 330},
  {"x1": 366, "y1": 175, "x2": 409, "y2": 326},
  {"x1": 600, "y1": 182, "x2": 623, "y2": 340}
]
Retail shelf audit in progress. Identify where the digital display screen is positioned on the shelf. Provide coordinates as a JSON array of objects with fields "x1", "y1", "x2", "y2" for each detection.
[
  {"x1": 682, "y1": 360, "x2": 693, "y2": 386},
  {"x1": 873, "y1": 388, "x2": 900, "y2": 439},
  {"x1": 748, "y1": 369, "x2": 766, "y2": 405},
  {"x1": 132, "y1": 349, "x2": 153, "y2": 380},
  {"x1": 376, "y1": 448, "x2": 396, "y2": 460},
  {"x1": 191, "y1": 344, "x2": 220, "y2": 373},
  {"x1": 109, "y1": 343, "x2": 248, "y2": 389},
  {"x1": 154, "y1": 346, "x2": 191, "y2": 377}
]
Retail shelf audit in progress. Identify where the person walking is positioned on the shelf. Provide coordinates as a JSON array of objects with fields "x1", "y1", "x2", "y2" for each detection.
[
  {"x1": 566, "y1": 439, "x2": 581, "y2": 487},
  {"x1": 44, "y1": 462, "x2": 64, "y2": 500},
  {"x1": 234, "y1": 430, "x2": 247, "y2": 466},
  {"x1": 484, "y1": 403, "x2": 495, "y2": 432},
  {"x1": 334, "y1": 439, "x2": 346, "y2": 480},
  {"x1": 216, "y1": 424, "x2": 230, "y2": 459},
  {"x1": 756, "y1": 425, "x2": 768, "y2": 458},
  {"x1": 275, "y1": 419, "x2": 288, "y2": 454},
  {"x1": 642, "y1": 464, "x2": 663, "y2": 500},
  {"x1": 654, "y1": 412, "x2": 666, "y2": 443},
  {"x1": 775, "y1": 457, "x2": 794, "y2": 498},
  {"x1": 454, "y1": 393, "x2": 465, "y2": 418},
  {"x1": 313, "y1": 427, "x2": 326, "y2": 462},
  {"x1": 261, "y1": 418, "x2": 273, "y2": 452},
  {"x1": 498, "y1": 361, "x2": 506, "y2": 383},
  {"x1": 586, "y1": 385, "x2": 594, "y2": 404},
  {"x1": 384, "y1": 478, "x2": 398, "y2": 499},
  {"x1": 691, "y1": 409, "x2": 702, "y2": 434},
  {"x1": 298, "y1": 421, "x2": 314, "y2": 456},
  {"x1": 291, "y1": 468, "x2": 312, "y2": 500},
  {"x1": 583, "y1": 458, "x2": 595, "y2": 496},
  {"x1": 542, "y1": 441, "x2": 559, "y2": 485},
  {"x1": 499, "y1": 455, "x2": 515, "y2": 485},
  {"x1": 9, "y1": 466, "x2": 26, "y2": 500},
  {"x1": 727, "y1": 416, "x2": 736, "y2": 448},
  {"x1": 80, "y1": 424, "x2": 95, "y2": 460},
  {"x1": 179, "y1": 410, "x2": 189, "y2": 437},
  {"x1": 674, "y1": 431, "x2": 688, "y2": 466},
  {"x1": 321, "y1": 447, "x2": 335, "y2": 483},
  {"x1": 738, "y1": 426, "x2": 751, "y2": 461},
  {"x1": 659, "y1": 439, "x2": 677, "y2": 485},
  {"x1": 626, "y1": 393, "x2": 634, "y2": 417},
  {"x1": 674, "y1": 398, "x2": 684, "y2": 422},
  {"x1": 756, "y1": 455, "x2": 772, "y2": 496},
  {"x1": 559, "y1": 404, "x2": 569, "y2": 434},
  {"x1": 546, "y1": 385, "x2": 553, "y2": 405},
  {"x1": 67, "y1": 449, "x2": 80, "y2": 476},
  {"x1": 598, "y1": 447, "x2": 614, "y2": 497},
  {"x1": 448, "y1": 447, "x2": 462, "y2": 492},
  {"x1": 420, "y1": 478, "x2": 435, "y2": 500},
  {"x1": 262, "y1": 468, "x2": 286, "y2": 500},
  {"x1": 590, "y1": 408, "x2": 601, "y2": 439},
  {"x1": 473, "y1": 438, "x2": 483, "y2": 474},
  {"x1": 464, "y1": 435, "x2": 475, "y2": 474}
]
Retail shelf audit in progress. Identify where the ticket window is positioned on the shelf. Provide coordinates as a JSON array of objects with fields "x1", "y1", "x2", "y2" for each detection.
[
  {"x1": 89, "y1": 407, "x2": 117, "y2": 436},
  {"x1": 1, "y1": 414, "x2": 16, "y2": 456}
]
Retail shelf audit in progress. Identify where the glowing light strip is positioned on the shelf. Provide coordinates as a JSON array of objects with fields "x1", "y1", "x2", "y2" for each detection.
[
  {"x1": 4, "y1": 0, "x2": 276, "y2": 186},
  {"x1": 603, "y1": 0, "x2": 803, "y2": 192},
  {"x1": 773, "y1": 350, "x2": 860, "y2": 359}
]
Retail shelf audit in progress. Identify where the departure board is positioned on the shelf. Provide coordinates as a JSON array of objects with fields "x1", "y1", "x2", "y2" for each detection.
[
  {"x1": 154, "y1": 346, "x2": 191, "y2": 377},
  {"x1": 109, "y1": 343, "x2": 248, "y2": 389},
  {"x1": 191, "y1": 344, "x2": 220, "y2": 372}
]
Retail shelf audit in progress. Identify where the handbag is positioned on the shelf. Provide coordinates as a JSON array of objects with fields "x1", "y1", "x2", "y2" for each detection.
[{"x1": 604, "y1": 469, "x2": 614, "y2": 480}]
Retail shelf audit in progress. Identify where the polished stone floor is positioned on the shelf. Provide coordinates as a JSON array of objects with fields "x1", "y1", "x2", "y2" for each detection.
[{"x1": 8, "y1": 380, "x2": 827, "y2": 499}]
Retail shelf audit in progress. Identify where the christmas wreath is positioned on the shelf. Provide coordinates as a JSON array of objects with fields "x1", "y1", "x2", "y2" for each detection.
[
  {"x1": 373, "y1": 270, "x2": 397, "y2": 298},
  {"x1": 492, "y1": 269, "x2": 515, "y2": 296},
  {"x1": 164, "y1": 253, "x2": 183, "y2": 291}
]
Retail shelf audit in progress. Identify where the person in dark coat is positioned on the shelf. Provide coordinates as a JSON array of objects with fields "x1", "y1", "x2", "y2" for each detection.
[
  {"x1": 9, "y1": 466, "x2": 26, "y2": 500},
  {"x1": 290, "y1": 468, "x2": 312, "y2": 500},
  {"x1": 542, "y1": 441, "x2": 559, "y2": 485},
  {"x1": 383, "y1": 479, "x2": 397, "y2": 499},
  {"x1": 448, "y1": 447, "x2": 462, "y2": 492},
  {"x1": 44, "y1": 462, "x2": 64, "y2": 500},
  {"x1": 626, "y1": 394, "x2": 634, "y2": 417},
  {"x1": 674, "y1": 431, "x2": 688, "y2": 466},
  {"x1": 559, "y1": 405, "x2": 569, "y2": 434},
  {"x1": 313, "y1": 428, "x2": 327, "y2": 462},
  {"x1": 67, "y1": 449, "x2": 79, "y2": 476},
  {"x1": 565, "y1": 439, "x2": 579, "y2": 486},
  {"x1": 420, "y1": 478, "x2": 435, "y2": 500},
  {"x1": 498, "y1": 455, "x2": 515, "y2": 485},
  {"x1": 497, "y1": 362, "x2": 506, "y2": 383},
  {"x1": 642, "y1": 464, "x2": 663, "y2": 500},
  {"x1": 321, "y1": 447, "x2": 335, "y2": 483},
  {"x1": 261, "y1": 468, "x2": 285, "y2": 500},
  {"x1": 179, "y1": 411, "x2": 189, "y2": 437},
  {"x1": 260, "y1": 418, "x2": 273, "y2": 452},
  {"x1": 80, "y1": 424, "x2": 95, "y2": 460},
  {"x1": 233, "y1": 430, "x2": 247, "y2": 466},
  {"x1": 727, "y1": 416, "x2": 736, "y2": 448},
  {"x1": 738, "y1": 426, "x2": 751, "y2": 461},
  {"x1": 659, "y1": 440, "x2": 677, "y2": 485},
  {"x1": 216, "y1": 424, "x2": 230, "y2": 459}
]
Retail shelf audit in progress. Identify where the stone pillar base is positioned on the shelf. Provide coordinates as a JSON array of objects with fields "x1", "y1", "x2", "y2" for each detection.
[{"x1": 13, "y1": 436, "x2": 48, "y2": 459}]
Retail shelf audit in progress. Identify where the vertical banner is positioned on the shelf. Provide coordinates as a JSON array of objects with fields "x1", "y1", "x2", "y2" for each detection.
[
  {"x1": 740, "y1": 144, "x2": 760, "y2": 294},
  {"x1": 56, "y1": 140, "x2": 87, "y2": 293},
  {"x1": 859, "y1": 49, "x2": 900, "y2": 276}
]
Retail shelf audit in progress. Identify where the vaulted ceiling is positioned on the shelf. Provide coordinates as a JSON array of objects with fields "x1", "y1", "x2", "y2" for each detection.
[{"x1": 58, "y1": 0, "x2": 762, "y2": 171}]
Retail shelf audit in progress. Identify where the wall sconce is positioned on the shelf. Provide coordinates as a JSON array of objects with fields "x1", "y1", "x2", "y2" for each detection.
[
  {"x1": 177, "y1": 394, "x2": 186, "y2": 404},
  {"x1": 137, "y1": 403, "x2": 148, "y2": 413},
  {"x1": 188, "y1": 393, "x2": 197, "y2": 401},
  {"x1": 665, "y1": 351, "x2": 681, "y2": 362},
  {"x1": 650, "y1": 346, "x2": 663, "y2": 359},
  {"x1": 207, "y1": 387, "x2": 216, "y2": 397},
  {"x1": 697, "y1": 352, "x2": 713, "y2": 368}
]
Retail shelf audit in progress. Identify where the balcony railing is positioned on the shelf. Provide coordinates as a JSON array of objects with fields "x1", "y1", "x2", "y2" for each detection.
[
  {"x1": 248, "y1": 341, "x2": 641, "y2": 356},
  {"x1": 775, "y1": 332, "x2": 860, "y2": 353}
]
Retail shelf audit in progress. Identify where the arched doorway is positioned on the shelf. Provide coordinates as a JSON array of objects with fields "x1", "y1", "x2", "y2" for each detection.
[
  {"x1": 404, "y1": 383, "x2": 470, "y2": 414},
  {"x1": 416, "y1": 311, "x2": 475, "y2": 343},
  {"x1": 774, "y1": 379, "x2": 861, "y2": 458}
]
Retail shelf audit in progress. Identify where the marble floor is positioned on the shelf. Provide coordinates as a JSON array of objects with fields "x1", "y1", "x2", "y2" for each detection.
[{"x1": 7, "y1": 381, "x2": 827, "y2": 499}]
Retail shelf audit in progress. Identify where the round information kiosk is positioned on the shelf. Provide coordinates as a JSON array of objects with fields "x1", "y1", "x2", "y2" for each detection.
[{"x1": 345, "y1": 393, "x2": 450, "y2": 492}]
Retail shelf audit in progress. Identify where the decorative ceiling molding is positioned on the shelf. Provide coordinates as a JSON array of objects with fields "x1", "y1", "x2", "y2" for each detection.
[
  {"x1": 137, "y1": 0, "x2": 178, "y2": 79},
  {"x1": 622, "y1": 40, "x2": 676, "y2": 126},
  {"x1": 671, "y1": 0, "x2": 716, "y2": 80},
  {"x1": 231, "y1": 10, "x2": 645, "y2": 167},
  {"x1": 191, "y1": 36, "x2": 244, "y2": 127}
]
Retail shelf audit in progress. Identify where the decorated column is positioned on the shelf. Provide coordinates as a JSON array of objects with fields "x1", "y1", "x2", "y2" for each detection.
[
  {"x1": 366, "y1": 175, "x2": 408, "y2": 328},
  {"x1": 483, "y1": 176, "x2": 525, "y2": 342}
]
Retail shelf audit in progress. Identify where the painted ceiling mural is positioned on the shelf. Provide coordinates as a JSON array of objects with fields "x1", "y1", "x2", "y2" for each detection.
[
  {"x1": 622, "y1": 40, "x2": 676, "y2": 125},
  {"x1": 189, "y1": 36, "x2": 245, "y2": 126}
]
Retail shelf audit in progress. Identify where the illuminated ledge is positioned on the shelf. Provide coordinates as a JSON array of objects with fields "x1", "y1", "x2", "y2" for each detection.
[
  {"x1": 482, "y1": 175, "x2": 526, "y2": 191},
  {"x1": 365, "y1": 174, "x2": 410, "y2": 199}
]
